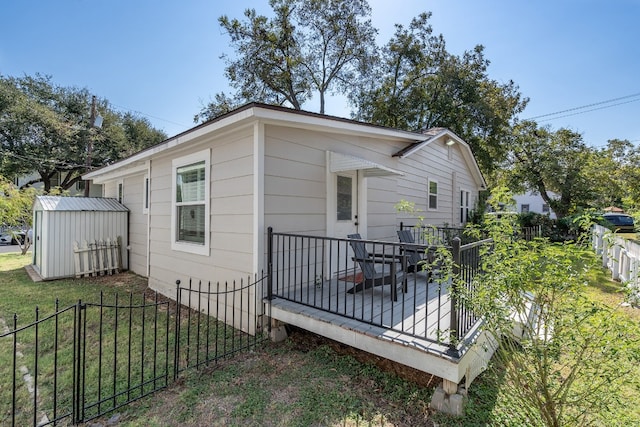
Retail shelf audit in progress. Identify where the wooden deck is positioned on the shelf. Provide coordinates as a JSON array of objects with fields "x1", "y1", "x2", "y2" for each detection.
[{"x1": 268, "y1": 271, "x2": 495, "y2": 385}]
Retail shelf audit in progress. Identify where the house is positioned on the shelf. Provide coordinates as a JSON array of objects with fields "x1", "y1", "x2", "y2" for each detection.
[
  {"x1": 84, "y1": 103, "x2": 490, "y2": 400},
  {"x1": 15, "y1": 171, "x2": 103, "y2": 197},
  {"x1": 513, "y1": 191, "x2": 557, "y2": 219}
]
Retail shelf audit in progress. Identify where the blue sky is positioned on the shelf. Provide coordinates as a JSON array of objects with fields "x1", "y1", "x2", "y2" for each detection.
[{"x1": 2, "y1": 0, "x2": 639, "y2": 147}]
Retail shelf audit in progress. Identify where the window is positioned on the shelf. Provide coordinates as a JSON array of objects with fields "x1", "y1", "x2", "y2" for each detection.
[
  {"x1": 171, "y1": 150, "x2": 210, "y2": 255},
  {"x1": 542, "y1": 204, "x2": 550, "y2": 214},
  {"x1": 521, "y1": 204, "x2": 530, "y2": 214},
  {"x1": 337, "y1": 175, "x2": 353, "y2": 221},
  {"x1": 428, "y1": 180, "x2": 438, "y2": 210},
  {"x1": 142, "y1": 175, "x2": 149, "y2": 214},
  {"x1": 117, "y1": 181, "x2": 124, "y2": 203},
  {"x1": 460, "y1": 190, "x2": 470, "y2": 224}
]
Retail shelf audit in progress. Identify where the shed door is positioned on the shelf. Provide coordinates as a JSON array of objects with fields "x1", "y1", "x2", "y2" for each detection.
[{"x1": 34, "y1": 211, "x2": 42, "y2": 269}]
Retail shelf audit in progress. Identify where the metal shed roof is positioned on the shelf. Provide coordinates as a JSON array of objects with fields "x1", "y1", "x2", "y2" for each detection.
[{"x1": 34, "y1": 196, "x2": 129, "y2": 212}]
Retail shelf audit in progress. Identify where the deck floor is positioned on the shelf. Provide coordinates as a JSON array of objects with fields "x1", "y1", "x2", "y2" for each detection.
[{"x1": 270, "y1": 271, "x2": 455, "y2": 355}]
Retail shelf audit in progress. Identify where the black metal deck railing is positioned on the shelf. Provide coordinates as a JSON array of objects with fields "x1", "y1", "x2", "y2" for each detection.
[{"x1": 267, "y1": 227, "x2": 491, "y2": 354}]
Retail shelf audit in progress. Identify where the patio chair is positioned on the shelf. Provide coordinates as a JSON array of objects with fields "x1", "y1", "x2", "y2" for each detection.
[
  {"x1": 397, "y1": 229, "x2": 435, "y2": 279},
  {"x1": 346, "y1": 234, "x2": 407, "y2": 301}
]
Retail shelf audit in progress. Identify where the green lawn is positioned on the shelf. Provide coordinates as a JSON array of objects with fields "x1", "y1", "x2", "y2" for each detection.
[{"x1": 1, "y1": 250, "x2": 638, "y2": 426}]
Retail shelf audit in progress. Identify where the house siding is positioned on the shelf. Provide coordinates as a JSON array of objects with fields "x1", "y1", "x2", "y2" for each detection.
[
  {"x1": 397, "y1": 140, "x2": 479, "y2": 228},
  {"x1": 122, "y1": 173, "x2": 148, "y2": 277},
  {"x1": 264, "y1": 125, "x2": 329, "y2": 235},
  {"x1": 142, "y1": 128, "x2": 256, "y2": 316},
  {"x1": 263, "y1": 124, "x2": 405, "y2": 242}
]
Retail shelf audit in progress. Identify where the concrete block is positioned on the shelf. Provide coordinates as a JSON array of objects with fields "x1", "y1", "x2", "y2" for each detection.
[
  {"x1": 430, "y1": 385, "x2": 466, "y2": 417},
  {"x1": 270, "y1": 325, "x2": 288, "y2": 343}
]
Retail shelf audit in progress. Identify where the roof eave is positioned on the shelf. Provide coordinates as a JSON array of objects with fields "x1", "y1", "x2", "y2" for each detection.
[{"x1": 84, "y1": 103, "x2": 425, "y2": 182}]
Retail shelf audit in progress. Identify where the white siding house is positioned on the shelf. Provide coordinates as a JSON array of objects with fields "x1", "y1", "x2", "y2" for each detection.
[
  {"x1": 513, "y1": 191, "x2": 557, "y2": 219},
  {"x1": 83, "y1": 104, "x2": 489, "y2": 388},
  {"x1": 85, "y1": 104, "x2": 485, "y2": 293}
]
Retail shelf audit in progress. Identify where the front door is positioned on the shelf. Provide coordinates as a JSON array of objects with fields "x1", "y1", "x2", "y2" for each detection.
[
  {"x1": 334, "y1": 171, "x2": 358, "y2": 237},
  {"x1": 329, "y1": 171, "x2": 359, "y2": 278}
]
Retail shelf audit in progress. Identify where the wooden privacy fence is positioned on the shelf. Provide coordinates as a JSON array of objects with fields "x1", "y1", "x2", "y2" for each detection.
[{"x1": 73, "y1": 237, "x2": 122, "y2": 278}]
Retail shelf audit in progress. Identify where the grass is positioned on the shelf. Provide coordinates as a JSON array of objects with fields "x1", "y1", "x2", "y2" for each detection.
[{"x1": 1, "y1": 247, "x2": 639, "y2": 426}]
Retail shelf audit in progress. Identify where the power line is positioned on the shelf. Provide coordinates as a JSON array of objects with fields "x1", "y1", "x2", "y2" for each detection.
[
  {"x1": 524, "y1": 91, "x2": 640, "y2": 121},
  {"x1": 108, "y1": 102, "x2": 191, "y2": 129},
  {"x1": 536, "y1": 98, "x2": 640, "y2": 123}
]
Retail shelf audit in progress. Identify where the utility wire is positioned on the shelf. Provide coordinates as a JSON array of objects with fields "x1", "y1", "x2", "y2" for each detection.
[
  {"x1": 109, "y1": 102, "x2": 190, "y2": 128},
  {"x1": 536, "y1": 98, "x2": 640, "y2": 123},
  {"x1": 524, "y1": 91, "x2": 640, "y2": 121}
]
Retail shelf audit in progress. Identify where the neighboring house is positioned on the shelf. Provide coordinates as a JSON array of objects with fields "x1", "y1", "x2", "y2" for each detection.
[
  {"x1": 513, "y1": 191, "x2": 557, "y2": 219},
  {"x1": 84, "y1": 103, "x2": 489, "y2": 396},
  {"x1": 15, "y1": 171, "x2": 103, "y2": 197}
]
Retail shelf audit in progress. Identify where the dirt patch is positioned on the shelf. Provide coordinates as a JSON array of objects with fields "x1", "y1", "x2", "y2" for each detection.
[{"x1": 287, "y1": 326, "x2": 440, "y2": 388}]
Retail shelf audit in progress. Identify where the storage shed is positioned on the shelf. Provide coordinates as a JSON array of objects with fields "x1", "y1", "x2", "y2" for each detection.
[{"x1": 32, "y1": 196, "x2": 129, "y2": 280}]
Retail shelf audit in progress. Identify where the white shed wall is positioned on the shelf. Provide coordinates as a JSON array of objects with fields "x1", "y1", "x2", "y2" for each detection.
[{"x1": 36, "y1": 210, "x2": 128, "y2": 280}]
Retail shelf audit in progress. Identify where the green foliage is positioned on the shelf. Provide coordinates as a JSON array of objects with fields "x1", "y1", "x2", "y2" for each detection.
[
  {"x1": 351, "y1": 12, "x2": 527, "y2": 176},
  {"x1": 198, "y1": 0, "x2": 377, "y2": 121},
  {"x1": 0, "y1": 73, "x2": 166, "y2": 192},
  {"x1": 0, "y1": 175, "x2": 36, "y2": 229},
  {"x1": 465, "y1": 189, "x2": 640, "y2": 426}
]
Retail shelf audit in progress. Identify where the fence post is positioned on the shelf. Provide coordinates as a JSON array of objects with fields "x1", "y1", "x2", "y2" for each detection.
[
  {"x1": 173, "y1": 280, "x2": 181, "y2": 381},
  {"x1": 448, "y1": 237, "x2": 461, "y2": 357},
  {"x1": 73, "y1": 300, "x2": 83, "y2": 424},
  {"x1": 267, "y1": 227, "x2": 274, "y2": 301}
]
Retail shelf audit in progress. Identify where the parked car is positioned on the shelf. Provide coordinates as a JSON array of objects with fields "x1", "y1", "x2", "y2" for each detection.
[
  {"x1": 602, "y1": 213, "x2": 636, "y2": 233},
  {"x1": 0, "y1": 230, "x2": 26, "y2": 245}
]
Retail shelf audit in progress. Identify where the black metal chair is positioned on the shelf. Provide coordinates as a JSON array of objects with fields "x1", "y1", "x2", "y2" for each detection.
[{"x1": 347, "y1": 234, "x2": 406, "y2": 301}]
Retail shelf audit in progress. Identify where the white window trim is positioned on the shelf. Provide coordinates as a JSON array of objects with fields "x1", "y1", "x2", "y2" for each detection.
[
  {"x1": 142, "y1": 174, "x2": 149, "y2": 214},
  {"x1": 171, "y1": 149, "x2": 210, "y2": 256},
  {"x1": 460, "y1": 188, "x2": 470, "y2": 225},
  {"x1": 428, "y1": 179, "x2": 438, "y2": 211}
]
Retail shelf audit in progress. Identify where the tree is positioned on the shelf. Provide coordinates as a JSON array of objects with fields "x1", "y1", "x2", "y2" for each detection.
[
  {"x1": 0, "y1": 176, "x2": 37, "y2": 254},
  {"x1": 589, "y1": 139, "x2": 640, "y2": 210},
  {"x1": 0, "y1": 74, "x2": 166, "y2": 192},
  {"x1": 197, "y1": 0, "x2": 377, "y2": 121},
  {"x1": 460, "y1": 192, "x2": 640, "y2": 426},
  {"x1": 351, "y1": 12, "x2": 527, "y2": 176},
  {"x1": 505, "y1": 121, "x2": 596, "y2": 220}
]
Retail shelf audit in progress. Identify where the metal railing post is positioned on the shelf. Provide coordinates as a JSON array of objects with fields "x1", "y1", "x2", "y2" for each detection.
[
  {"x1": 267, "y1": 227, "x2": 274, "y2": 301},
  {"x1": 448, "y1": 237, "x2": 461, "y2": 356}
]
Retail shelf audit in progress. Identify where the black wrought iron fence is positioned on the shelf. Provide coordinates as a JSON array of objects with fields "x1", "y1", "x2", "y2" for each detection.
[
  {"x1": 449, "y1": 237, "x2": 493, "y2": 353},
  {"x1": 0, "y1": 276, "x2": 267, "y2": 426},
  {"x1": 267, "y1": 227, "x2": 492, "y2": 352},
  {"x1": 398, "y1": 222, "x2": 477, "y2": 245}
]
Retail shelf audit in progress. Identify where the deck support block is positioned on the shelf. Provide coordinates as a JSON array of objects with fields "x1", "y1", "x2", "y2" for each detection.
[
  {"x1": 430, "y1": 380, "x2": 466, "y2": 417},
  {"x1": 269, "y1": 319, "x2": 288, "y2": 343}
]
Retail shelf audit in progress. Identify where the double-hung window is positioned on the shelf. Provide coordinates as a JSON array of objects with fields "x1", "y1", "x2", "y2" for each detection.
[
  {"x1": 171, "y1": 149, "x2": 210, "y2": 255},
  {"x1": 428, "y1": 179, "x2": 438, "y2": 210},
  {"x1": 460, "y1": 189, "x2": 470, "y2": 224}
]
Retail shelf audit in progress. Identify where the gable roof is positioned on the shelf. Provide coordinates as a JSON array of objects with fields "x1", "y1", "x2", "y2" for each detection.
[
  {"x1": 392, "y1": 127, "x2": 486, "y2": 189},
  {"x1": 84, "y1": 102, "x2": 485, "y2": 188}
]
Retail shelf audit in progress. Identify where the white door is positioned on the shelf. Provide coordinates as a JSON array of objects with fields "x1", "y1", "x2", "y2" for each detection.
[
  {"x1": 334, "y1": 171, "x2": 358, "y2": 237},
  {"x1": 329, "y1": 171, "x2": 359, "y2": 278}
]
